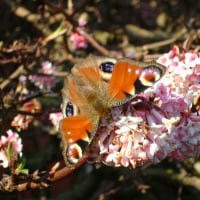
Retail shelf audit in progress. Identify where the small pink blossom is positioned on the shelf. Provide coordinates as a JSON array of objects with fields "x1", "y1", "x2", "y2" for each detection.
[
  {"x1": 15, "y1": 75, "x2": 28, "y2": 95},
  {"x1": 41, "y1": 61, "x2": 56, "y2": 75},
  {"x1": 89, "y1": 47, "x2": 200, "y2": 168},
  {"x1": 78, "y1": 15, "x2": 88, "y2": 27},
  {"x1": 184, "y1": 52, "x2": 200, "y2": 68},
  {"x1": 0, "y1": 130, "x2": 22, "y2": 168},
  {"x1": 69, "y1": 32, "x2": 88, "y2": 49},
  {"x1": 11, "y1": 115, "x2": 33, "y2": 131},
  {"x1": 49, "y1": 112, "x2": 63, "y2": 130},
  {"x1": 78, "y1": 19, "x2": 87, "y2": 27},
  {"x1": 19, "y1": 75, "x2": 27, "y2": 82},
  {"x1": 29, "y1": 61, "x2": 57, "y2": 90},
  {"x1": 29, "y1": 74, "x2": 57, "y2": 91},
  {"x1": 11, "y1": 99, "x2": 41, "y2": 131}
]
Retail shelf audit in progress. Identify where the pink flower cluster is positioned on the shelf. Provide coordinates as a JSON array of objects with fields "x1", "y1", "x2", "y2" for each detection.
[
  {"x1": 11, "y1": 99, "x2": 41, "y2": 131},
  {"x1": 29, "y1": 61, "x2": 57, "y2": 91},
  {"x1": 49, "y1": 112, "x2": 63, "y2": 131},
  {"x1": 0, "y1": 130, "x2": 22, "y2": 168},
  {"x1": 89, "y1": 47, "x2": 200, "y2": 168},
  {"x1": 69, "y1": 32, "x2": 88, "y2": 50}
]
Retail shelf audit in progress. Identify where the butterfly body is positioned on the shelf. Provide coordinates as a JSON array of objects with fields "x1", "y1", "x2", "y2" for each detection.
[{"x1": 60, "y1": 55, "x2": 166, "y2": 166}]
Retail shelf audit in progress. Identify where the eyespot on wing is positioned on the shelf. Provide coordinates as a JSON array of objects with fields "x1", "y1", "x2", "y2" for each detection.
[
  {"x1": 99, "y1": 61, "x2": 115, "y2": 81},
  {"x1": 63, "y1": 143, "x2": 83, "y2": 166},
  {"x1": 139, "y1": 64, "x2": 165, "y2": 86},
  {"x1": 71, "y1": 55, "x2": 116, "y2": 82}
]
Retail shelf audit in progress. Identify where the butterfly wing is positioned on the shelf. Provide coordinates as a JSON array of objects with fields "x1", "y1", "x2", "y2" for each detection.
[{"x1": 107, "y1": 59, "x2": 166, "y2": 106}]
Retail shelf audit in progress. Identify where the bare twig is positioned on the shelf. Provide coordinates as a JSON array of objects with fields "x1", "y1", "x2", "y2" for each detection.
[
  {"x1": 0, "y1": 155, "x2": 88, "y2": 192},
  {"x1": 76, "y1": 27, "x2": 111, "y2": 57},
  {"x1": 0, "y1": 65, "x2": 26, "y2": 90},
  {"x1": 183, "y1": 30, "x2": 200, "y2": 50},
  {"x1": 140, "y1": 27, "x2": 187, "y2": 51}
]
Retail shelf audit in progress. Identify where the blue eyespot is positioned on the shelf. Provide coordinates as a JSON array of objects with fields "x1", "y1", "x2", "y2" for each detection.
[
  {"x1": 65, "y1": 102, "x2": 74, "y2": 117},
  {"x1": 99, "y1": 62, "x2": 115, "y2": 73}
]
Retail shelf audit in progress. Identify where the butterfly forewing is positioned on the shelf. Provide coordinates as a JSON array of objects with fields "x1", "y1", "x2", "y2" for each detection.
[{"x1": 108, "y1": 60, "x2": 166, "y2": 105}]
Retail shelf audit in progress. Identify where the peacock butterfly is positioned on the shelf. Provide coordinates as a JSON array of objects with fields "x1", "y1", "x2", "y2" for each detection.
[{"x1": 59, "y1": 55, "x2": 166, "y2": 167}]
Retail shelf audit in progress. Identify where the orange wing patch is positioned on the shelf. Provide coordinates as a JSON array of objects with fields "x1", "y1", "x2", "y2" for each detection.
[
  {"x1": 60, "y1": 115, "x2": 93, "y2": 144},
  {"x1": 79, "y1": 67, "x2": 101, "y2": 84},
  {"x1": 108, "y1": 61, "x2": 143, "y2": 99}
]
